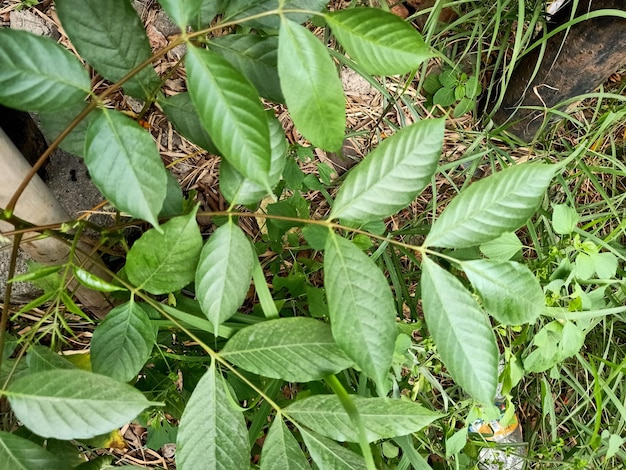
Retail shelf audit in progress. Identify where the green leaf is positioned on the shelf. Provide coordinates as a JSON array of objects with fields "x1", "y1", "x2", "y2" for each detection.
[
  {"x1": 55, "y1": 0, "x2": 160, "y2": 99},
  {"x1": 9, "y1": 265, "x2": 62, "y2": 284},
  {"x1": 445, "y1": 428, "x2": 468, "y2": 458},
  {"x1": 261, "y1": 419, "x2": 311, "y2": 470},
  {"x1": 209, "y1": 34, "x2": 284, "y2": 102},
  {"x1": 433, "y1": 87, "x2": 456, "y2": 107},
  {"x1": 330, "y1": 119, "x2": 444, "y2": 223},
  {"x1": 552, "y1": 204, "x2": 579, "y2": 235},
  {"x1": 159, "y1": 171, "x2": 184, "y2": 218},
  {"x1": 299, "y1": 428, "x2": 367, "y2": 470},
  {"x1": 126, "y1": 208, "x2": 203, "y2": 294},
  {"x1": 158, "y1": 92, "x2": 218, "y2": 154},
  {"x1": 286, "y1": 395, "x2": 441, "y2": 442},
  {"x1": 462, "y1": 260, "x2": 544, "y2": 325},
  {"x1": 27, "y1": 345, "x2": 76, "y2": 373},
  {"x1": 226, "y1": 0, "x2": 328, "y2": 30},
  {"x1": 73, "y1": 266, "x2": 126, "y2": 293},
  {"x1": 39, "y1": 103, "x2": 89, "y2": 157},
  {"x1": 220, "y1": 111, "x2": 287, "y2": 205},
  {"x1": 5, "y1": 369, "x2": 158, "y2": 439},
  {"x1": 84, "y1": 108, "x2": 168, "y2": 229},
  {"x1": 91, "y1": 301, "x2": 156, "y2": 382},
  {"x1": 325, "y1": 8, "x2": 433, "y2": 75},
  {"x1": 278, "y1": 19, "x2": 345, "y2": 152},
  {"x1": 195, "y1": 221, "x2": 254, "y2": 327},
  {"x1": 176, "y1": 364, "x2": 248, "y2": 470},
  {"x1": 0, "y1": 29, "x2": 90, "y2": 112},
  {"x1": 222, "y1": 318, "x2": 353, "y2": 382},
  {"x1": 425, "y1": 164, "x2": 555, "y2": 249},
  {"x1": 0, "y1": 431, "x2": 67, "y2": 470},
  {"x1": 158, "y1": 0, "x2": 204, "y2": 29},
  {"x1": 421, "y1": 257, "x2": 498, "y2": 404},
  {"x1": 453, "y1": 97, "x2": 475, "y2": 118},
  {"x1": 479, "y1": 232, "x2": 522, "y2": 260},
  {"x1": 186, "y1": 45, "x2": 272, "y2": 188},
  {"x1": 324, "y1": 232, "x2": 397, "y2": 386}
]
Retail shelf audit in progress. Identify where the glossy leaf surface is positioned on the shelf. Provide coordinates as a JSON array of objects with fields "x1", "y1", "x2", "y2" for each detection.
[
  {"x1": 326, "y1": 8, "x2": 434, "y2": 75},
  {"x1": 222, "y1": 318, "x2": 353, "y2": 382},
  {"x1": 176, "y1": 365, "x2": 248, "y2": 470},
  {"x1": 278, "y1": 19, "x2": 345, "y2": 151},
  {"x1": 6, "y1": 370, "x2": 156, "y2": 439},
  {"x1": 0, "y1": 30, "x2": 90, "y2": 112},
  {"x1": 186, "y1": 45, "x2": 271, "y2": 188},
  {"x1": 55, "y1": 0, "x2": 160, "y2": 99},
  {"x1": 195, "y1": 221, "x2": 254, "y2": 327},
  {"x1": 286, "y1": 395, "x2": 441, "y2": 442},
  {"x1": 421, "y1": 257, "x2": 498, "y2": 404},
  {"x1": 126, "y1": 208, "x2": 203, "y2": 294},
  {"x1": 425, "y1": 164, "x2": 555, "y2": 248},
  {"x1": 84, "y1": 109, "x2": 168, "y2": 229},
  {"x1": 91, "y1": 301, "x2": 156, "y2": 382},
  {"x1": 324, "y1": 232, "x2": 397, "y2": 385},
  {"x1": 330, "y1": 118, "x2": 444, "y2": 223}
]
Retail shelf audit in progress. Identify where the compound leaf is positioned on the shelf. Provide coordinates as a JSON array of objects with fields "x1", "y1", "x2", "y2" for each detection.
[
  {"x1": 425, "y1": 164, "x2": 555, "y2": 248},
  {"x1": 55, "y1": 0, "x2": 160, "y2": 99},
  {"x1": 326, "y1": 8, "x2": 434, "y2": 75},
  {"x1": 463, "y1": 259, "x2": 544, "y2": 326},
  {"x1": 299, "y1": 428, "x2": 366, "y2": 470},
  {"x1": 0, "y1": 431, "x2": 66, "y2": 470},
  {"x1": 222, "y1": 318, "x2": 353, "y2": 382},
  {"x1": 330, "y1": 118, "x2": 444, "y2": 223},
  {"x1": 84, "y1": 108, "x2": 168, "y2": 229},
  {"x1": 6, "y1": 369, "x2": 157, "y2": 440},
  {"x1": 421, "y1": 257, "x2": 498, "y2": 405},
  {"x1": 0, "y1": 29, "x2": 90, "y2": 112},
  {"x1": 324, "y1": 232, "x2": 397, "y2": 386},
  {"x1": 91, "y1": 301, "x2": 156, "y2": 382},
  {"x1": 209, "y1": 34, "x2": 283, "y2": 102},
  {"x1": 286, "y1": 395, "x2": 441, "y2": 442},
  {"x1": 176, "y1": 364, "x2": 248, "y2": 470},
  {"x1": 220, "y1": 111, "x2": 287, "y2": 205},
  {"x1": 186, "y1": 45, "x2": 271, "y2": 188},
  {"x1": 195, "y1": 221, "x2": 254, "y2": 328},
  {"x1": 278, "y1": 19, "x2": 345, "y2": 152},
  {"x1": 260, "y1": 418, "x2": 310, "y2": 470},
  {"x1": 126, "y1": 208, "x2": 203, "y2": 294}
]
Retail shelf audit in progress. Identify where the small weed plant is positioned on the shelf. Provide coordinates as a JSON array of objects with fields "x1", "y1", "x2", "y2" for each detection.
[{"x1": 0, "y1": 0, "x2": 625, "y2": 468}]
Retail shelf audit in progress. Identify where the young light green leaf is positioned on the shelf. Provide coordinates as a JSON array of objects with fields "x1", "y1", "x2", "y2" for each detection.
[
  {"x1": 0, "y1": 431, "x2": 67, "y2": 470},
  {"x1": 261, "y1": 418, "x2": 311, "y2": 470},
  {"x1": 425, "y1": 164, "x2": 555, "y2": 248},
  {"x1": 278, "y1": 19, "x2": 346, "y2": 152},
  {"x1": 286, "y1": 395, "x2": 441, "y2": 442},
  {"x1": 462, "y1": 260, "x2": 544, "y2": 325},
  {"x1": 157, "y1": 92, "x2": 218, "y2": 154},
  {"x1": 220, "y1": 111, "x2": 287, "y2": 205},
  {"x1": 5, "y1": 369, "x2": 158, "y2": 439},
  {"x1": 176, "y1": 364, "x2": 249, "y2": 470},
  {"x1": 73, "y1": 266, "x2": 126, "y2": 293},
  {"x1": 55, "y1": 0, "x2": 160, "y2": 99},
  {"x1": 222, "y1": 318, "x2": 353, "y2": 382},
  {"x1": 84, "y1": 108, "x2": 168, "y2": 229},
  {"x1": 209, "y1": 34, "x2": 284, "y2": 102},
  {"x1": 9, "y1": 265, "x2": 62, "y2": 284},
  {"x1": 195, "y1": 221, "x2": 254, "y2": 328},
  {"x1": 39, "y1": 102, "x2": 89, "y2": 156},
  {"x1": 330, "y1": 119, "x2": 444, "y2": 223},
  {"x1": 0, "y1": 30, "x2": 90, "y2": 112},
  {"x1": 479, "y1": 232, "x2": 523, "y2": 260},
  {"x1": 226, "y1": 0, "x2": 328, "y2": 30},
  {"x1": 158, "y1": 0, "x2": 204, "y2": 29},
  {"x1": 324, "y1": 232, "x2": 397, "y2": 386},
  {"x1": 126, "y1": 208, "x2": 203, "y2": 294},
  {"x1": 186, "y1": 45, "x2": 271, "y2": 188},
  {"x1": 421, "y1": 257, "x2": 499, "y2": 404},
  {"x1": 325, "y1": 8, "x2": 434, "y2": 75},
  {"x1": 552, "y1": 204, "x2": 579, "y2": 235},
  {"x1": 299, "y1": 427, "x2": 367, "y2": 470},
  {"x1": 26, "y1": 345, "x2": 76, "y2": 373},
  {"x1": 91, "y1": 301, "x2": 156, "y2": 382}
]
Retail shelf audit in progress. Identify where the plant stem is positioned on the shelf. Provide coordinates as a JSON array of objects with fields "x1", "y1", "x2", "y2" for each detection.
[{"x1": 0, "y1": 234, "x2": 22, "y2": 374}]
